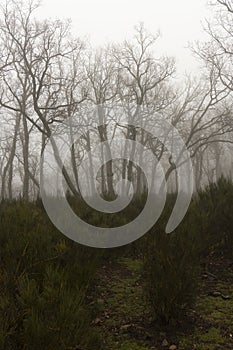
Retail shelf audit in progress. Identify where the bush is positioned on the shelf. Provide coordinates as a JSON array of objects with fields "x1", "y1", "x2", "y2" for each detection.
[
  {"x1": 143, "y1": 177, "x2": 233, "y2": 325},
  {"x1": 196, "y1": 177, "x2": 233, "y2": 258},
  {"x1": 143, "y1": 198, "x2": 201, "y2": 325},
  {"x1": 0, "y1": 202, "x2": 102, "y2": 350}
]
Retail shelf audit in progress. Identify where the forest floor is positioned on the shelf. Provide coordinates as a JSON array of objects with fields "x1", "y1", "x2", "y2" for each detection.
[{"x1": 89, "y1": 252, "x2": 233, "y2": 350}]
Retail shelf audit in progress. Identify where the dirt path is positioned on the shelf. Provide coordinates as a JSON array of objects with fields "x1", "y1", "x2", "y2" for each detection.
[{"x1": 90, "y1": 254, "x2": 233, "y2": 350}]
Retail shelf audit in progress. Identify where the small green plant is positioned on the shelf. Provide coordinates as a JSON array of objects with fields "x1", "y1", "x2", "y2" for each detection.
[{"x1": 120, "y1": 341, "x2": 150, "y2": 350}]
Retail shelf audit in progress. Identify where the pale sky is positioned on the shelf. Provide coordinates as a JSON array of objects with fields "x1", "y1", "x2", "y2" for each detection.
[{"x1": 36, "y1": 0, "x2": 211, "y2": 78}]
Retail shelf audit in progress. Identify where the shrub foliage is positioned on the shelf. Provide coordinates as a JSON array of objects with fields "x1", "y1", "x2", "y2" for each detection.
[{"x1": 0, "y1": 202, "x2": 102, "y2": 350}]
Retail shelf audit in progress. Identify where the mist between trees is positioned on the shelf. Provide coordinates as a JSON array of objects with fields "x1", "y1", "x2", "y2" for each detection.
[{"x1": 0, "y1": 0, "x2": 232, "y2": 202}]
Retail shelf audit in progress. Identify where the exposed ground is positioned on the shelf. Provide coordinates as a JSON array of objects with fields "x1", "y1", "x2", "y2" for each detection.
[{"x1": 89, "y1": 253, "x2": 233, "y2": 350}]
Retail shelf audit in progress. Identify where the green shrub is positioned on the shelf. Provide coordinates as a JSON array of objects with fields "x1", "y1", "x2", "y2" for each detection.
[
  {"x1": 196, "y1": 177, "x2": 233, "y2": 258},
  {"x1": 143, "y1": 177, "x2": 233, "y2": 325},
  {"x1": 0, "y1": 202, "x2": 102, "y2": 350},
  {"x1": 143, "y1": 199, "x2": 201, "y2": 325}
]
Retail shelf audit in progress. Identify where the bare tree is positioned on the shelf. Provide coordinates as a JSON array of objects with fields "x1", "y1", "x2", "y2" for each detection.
[
  {"x1": 195, "y1": 0, "x2": 233, "y2": 91},
  {"x1": 0, "y1": 0, "x2": 86, "y2": 198},
  {"x1": 85, "y1": 48, "x2": 119, "y2": 198},
  {"x1": 114, "y1": 23, "x2": 175, "y2": 194}
]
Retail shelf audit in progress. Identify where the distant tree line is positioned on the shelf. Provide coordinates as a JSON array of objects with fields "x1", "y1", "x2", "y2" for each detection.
[{"x1": 0, "y1": 0, "x2": 232, "y2": 201}]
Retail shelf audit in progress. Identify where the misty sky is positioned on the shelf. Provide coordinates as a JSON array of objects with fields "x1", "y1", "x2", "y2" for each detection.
[{"x1": 37, "y1": 0, "x2": 211, "y2": 78}]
